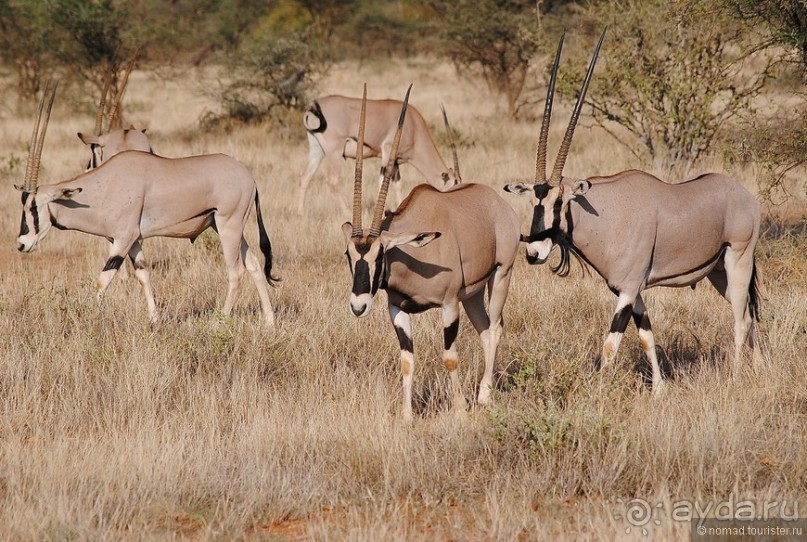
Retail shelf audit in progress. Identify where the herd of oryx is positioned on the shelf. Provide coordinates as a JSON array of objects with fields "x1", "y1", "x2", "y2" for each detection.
[{"x1": 13, "y1": 31, "x2": 761, "y2": 420}]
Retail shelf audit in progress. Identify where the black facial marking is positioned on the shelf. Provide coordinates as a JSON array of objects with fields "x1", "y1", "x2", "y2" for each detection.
[
  {"x1": 529, "y1": 204, "x2": 545, "y2": 238},
  {"x1": 551, "y1": 197, "x2": 563, "y2": 229},
  {"x1": 394, "y1": 324, "x2": 413, "y2": 353},
  {"x1": 609, "y1": 304, "x2": 634, "y2": 334},
  {"x1": 534, "y1": 183, "x2": 551, "y2": 199},
  {"x1": 103, "y1": 255, "x2": 125, "y2": 272},
  {"x1": 352, "y1": 259, "x2": 371, "y2": 295},
  {"x1": 371, "y1": 248, "x2": 384, "y2": 295},
  {"x1": 30, "y1": 198, "x2": 40, "y2": 234},
  {"x1": 443, "y1": 319, "x2": 459, "y2": 351}
]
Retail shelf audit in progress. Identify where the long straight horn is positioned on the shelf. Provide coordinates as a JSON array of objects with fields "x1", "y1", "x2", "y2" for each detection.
[
  {"x1": 109, "y1": 52, "x2": 137, "y2": 131},
  {"x1": 535, "y1": 33, "x2": 564, "y2": 184},
  {"x1": 352, "y1": 83, "x2": 368, "y2": 236},
  {"x1": 96, "y1": 69, "x2": 112, "y2": 135},
  {"x1": 440, "y1": 103, "x2": 461, "y2": 183},
  {"x1": 28, "y1": 81, "x2": 58, "y2": 190},
  {"x1": 549, "y1": 28, "x2": 606, "y2": 186},
  {"x1": 369, "y1": 84, "x2": 412, "y2": 237}
]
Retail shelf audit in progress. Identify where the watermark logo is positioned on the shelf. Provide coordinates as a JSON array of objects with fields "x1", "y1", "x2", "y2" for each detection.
[
  {"x1": 613, "y1": 498, "x2": 663, "y2": 535},
  {"x1": 612, "y1": 495, "x2": 801, "y2": 536}
]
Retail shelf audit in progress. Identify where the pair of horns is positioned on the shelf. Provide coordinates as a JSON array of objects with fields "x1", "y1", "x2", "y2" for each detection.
[
  {"x1": 535, "y1": 28, "x2": 607, "y2": 187},
  {"x1": 22, "y1": 81, "x2": 58, "y2": 192},
  {"x1": 351, "y1": 83, "x2": 412, "y2": 238},
  {"x1": 95, "y1": 53, "x2": 138, "y2": 135}
]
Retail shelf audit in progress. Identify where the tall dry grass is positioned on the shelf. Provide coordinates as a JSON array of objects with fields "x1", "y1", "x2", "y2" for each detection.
[{"x1": 0, "y1": 58, "x2": 804, "y2": 541}]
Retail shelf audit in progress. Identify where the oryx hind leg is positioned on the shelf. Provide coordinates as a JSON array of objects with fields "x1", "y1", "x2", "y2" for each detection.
[
  {"x1": 241, "y1": 237, "x2": 275, "y2": 327},
  {"x1": 463, "y1": 265, "x2": 513, "y2": 406},
  {"x1": 297, "y1": 132, "x2": 325, "y2": 215},
  {"x1": 128, "y1": 241, "x2": 158, "y2": 323},
  {"x1": 216, "y1": 222, "x2": 247, "y2": 320},
  {"x1": 441, "y1": 301, "x2": 467, "y2": 415},
  {"x1": 717, "y1": 248, "x2": 757, "y2": 375},
  {"x1": 632, "y1": 294, "x2": 664, "y2": 396},
  {"x1": 389, "y1": 304, "x2": 415, "y2": 422}
]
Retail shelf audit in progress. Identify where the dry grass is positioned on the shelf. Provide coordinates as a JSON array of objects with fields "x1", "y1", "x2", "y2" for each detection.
[{"x1": 0, "y1": 59, "x2": 804, "y2": 541}]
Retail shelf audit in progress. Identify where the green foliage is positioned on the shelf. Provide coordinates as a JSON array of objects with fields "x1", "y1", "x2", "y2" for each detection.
[
  {"x1": 722, "y1": 0, "x2": 807, "y2": 70},
  {"x1": 203, "y1": 29, "x2": 327, "y2": 126},
  {"x1": 573, "y1": 0, "x2": 770, "y2": 172},
  {"x1": 426, "y1": 0, "x2": 543, "y2": 119}
]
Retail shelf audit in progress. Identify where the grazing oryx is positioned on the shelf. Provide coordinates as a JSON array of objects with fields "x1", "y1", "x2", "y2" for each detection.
[
  {"x1": 504, "y1": 30, "x2": 760, "y2": 393},
  {"x1": 77, "y1": 59, "x2": 152, "y2": 170},
  {"x1": 299, "y1": 94, "x2": 459, "y2": 215},
  {"x1": 15, "y1": 84, "x2": 278, "y2": 327},
  {"x1": 342, "y1": 84, "x2": 520, "y2": 421}
]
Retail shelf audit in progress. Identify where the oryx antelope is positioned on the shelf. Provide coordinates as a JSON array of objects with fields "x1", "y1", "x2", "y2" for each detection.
[
  {"x1": 342, "y1": 84, "x2": 520, "y2": 421},
  {"x1": 299, "y1": 94, "x2": 459, "y2": 215},
  {"x1": 16, "y1": 84, "x2": 278, "y2": 327},
  {"x1": 77, "y1": 59, "x2": 152, "y2": 170},
  {"x1": 504, "y1": 30, "x2": 760, "y2": 393}
]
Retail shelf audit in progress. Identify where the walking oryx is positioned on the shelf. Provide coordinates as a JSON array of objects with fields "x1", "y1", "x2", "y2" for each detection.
[
  {"x1": 504, "y1": 30, "x2": 760, "y2": 393},
  {"x1": 299, "y1": 93, "x2": 459, "y2": 215},
  {"x1": 15, "y1": 84, "x2": 278, "y2": 327},
  {"x1": 77, "y1": 59, "x2": 152, "y2": 170},
  {"x1": 342, "y1": 85, "x2": 520, "y2": 421}
]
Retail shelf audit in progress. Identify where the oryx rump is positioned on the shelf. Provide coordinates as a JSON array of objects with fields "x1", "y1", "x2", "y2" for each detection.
[
  {"x1": 342, "y1": 85, "x2": 520, "y2": 421},
  {"x1": 16, "y1": 85, "x2": 278, "y2": 327},
  {"x1": 504, "y1": 30, "x2": 760, "y2": 393}
]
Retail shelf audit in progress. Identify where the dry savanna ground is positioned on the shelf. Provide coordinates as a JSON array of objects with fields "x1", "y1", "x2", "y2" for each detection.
[{"x1": 0, "y1": 59, "x2": 805, "y2": 540}]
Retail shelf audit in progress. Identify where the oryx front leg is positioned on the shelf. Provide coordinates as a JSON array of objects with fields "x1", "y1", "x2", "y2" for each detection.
[
  {"x1": 390, "y1": 304, "x2": 415, "y2": 422},
  {"x1": 128, "y1": 241, "x2": 158, "y2": 323},
  {"x1": 633, "y1": 294, "x2": 664, "y2": 396},
  {"x1": 96, "y1": 239, "x2": 135, "y2": 299},
  {"x1": 441, "y1": 302, "x2": 467, "y2": 414},
  {"x1": 600, "y1": 292, "x2": 635, "y2": 369}
]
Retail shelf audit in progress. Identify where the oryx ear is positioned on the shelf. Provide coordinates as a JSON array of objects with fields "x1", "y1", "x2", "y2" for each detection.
[
  {"x1": 13, "y1": 184, "x2": 34, "y2": 193},
  {"x1": 503, "y1": 182, "x2": 534, "y2": 197},
  {"x1": 341, "y1": 222, "x2": 354, "y2": 241},
  {"x1": 77, "y1": 132, "x2": 100, "y2": 146},
  {"x1": 56, "y1": 187, "x2": 82, "y2": 200},
  {"x1": 379, "y1": 231, "x2": 441, "y2": 250},
  {"x1": 572, "y1": 179, "x2": 591, "y2": 196}
]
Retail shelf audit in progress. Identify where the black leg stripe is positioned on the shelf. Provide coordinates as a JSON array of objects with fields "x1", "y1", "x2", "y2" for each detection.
[
  {"x1": 632, "y1": 311, "x2": 652, "y2": 331},
  {"x1": 609, "y1": 304, "x2": 633, "y2": 334},
  {"x1": 443, "y1": 318, "x2": 459, "y2": 351},
  {"x1": 103, "y1": 255, "x2": 125, "y2": 271},
  {"x1": 394, "y1": 325, "x2": 413, "y2": 353}
]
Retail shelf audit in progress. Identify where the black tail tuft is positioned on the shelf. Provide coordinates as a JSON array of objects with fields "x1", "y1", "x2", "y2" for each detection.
[
  {"x1": 255, "y1": 192, "x2": 280, "y2": 286},
  {"x1": 748, "y1": 259, "x2": 760, "y2": 322}
]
